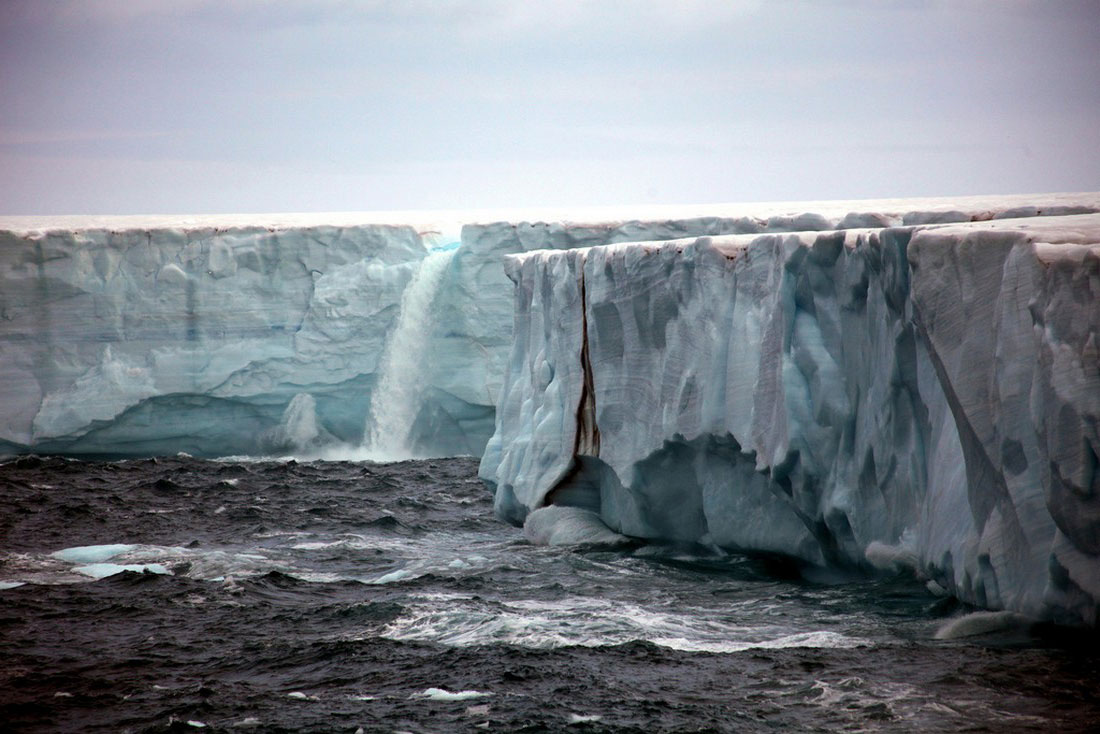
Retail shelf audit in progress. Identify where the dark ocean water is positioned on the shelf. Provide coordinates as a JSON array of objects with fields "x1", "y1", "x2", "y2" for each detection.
[{"x1": 1, "y1": 455, "x2": 1098, "y2": 733}]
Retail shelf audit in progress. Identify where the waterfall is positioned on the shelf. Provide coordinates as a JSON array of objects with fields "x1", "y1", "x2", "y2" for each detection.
[{"x1": 362, "y1": 247, "x2": 456, "y2": 460}]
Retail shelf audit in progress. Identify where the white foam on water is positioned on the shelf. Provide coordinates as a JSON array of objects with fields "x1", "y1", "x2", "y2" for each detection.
[
  {"x1": 10, "y1": 542, "x2": 321, "y2": 585},
  {"x1": 231, "y1": 717, "x2": 262, "y2": 728},
  {"x1": 380, "y1": 594, "x2": 870, "y2": 652},
  {"x1": 72, "y1": 563, "x2": 171, "y2": 579},
  {"x1": 370, "y1": 569, "x2": 414, "y2": 585},
  {"x1": 414, "y1": 688, "x2": 492, "y2": 701},
  {"x1": 6, "y1": 526, "x2": 506, "y2": 588},
  {"x1": 568, "y1": 714, "x2": 602, "y2": 724},
  {"x1": 291, "y1": 541, "x2": 341, "y2": 550}
]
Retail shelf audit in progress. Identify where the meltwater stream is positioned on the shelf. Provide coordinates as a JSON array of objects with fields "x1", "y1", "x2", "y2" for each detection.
[
  {"x1": 2, "y1": 455, "x2": 1098, "y2": 733},
  {"x1": 362, "y1": 247, "x2": 457, "y2": 461}
]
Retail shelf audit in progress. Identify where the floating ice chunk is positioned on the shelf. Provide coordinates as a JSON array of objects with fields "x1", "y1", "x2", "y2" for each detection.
[
  {"x1": 286, "y1": 691, "x2": 318, "y2": 701},
  {"x1": 72, "y1": 563, "x2": 171, "y2": 579},
  {"x1": 291, "y1": 541, "x2": 339, "y2": 550},
  {"x1": 0, "y1": 581, "x2": 26, "y2": 590},
  {"x1": 523, "y1": 505, "x2": 631, "y2": 546},
  {"x1": 52, "y1": 544, "x2": 135, "y2": 563},
  {"x1": 414, "y1": 688, "x2": 492, "y2": 701},
  {"x1": 186, "y1": 722, "x2": 207, "y2": 729},
  {"x1": 568, "y1": 714, "x2": 602, "y2": 724}
]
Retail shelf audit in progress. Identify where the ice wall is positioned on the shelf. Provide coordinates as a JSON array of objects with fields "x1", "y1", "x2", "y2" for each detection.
[
  {"x1": 479, "y1": 213, "x2": 1100, "y2": 626},
  {"x1": 0, "y1": 215, "x2": 798, "y2": 457},
  {"x1": 0, "y1": 223, "x2": 429, "y2": 456},
  {"x1": 2, "y1": 194, "x2": 1097, "y2": 460}
]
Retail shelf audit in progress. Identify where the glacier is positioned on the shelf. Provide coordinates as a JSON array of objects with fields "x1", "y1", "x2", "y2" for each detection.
[
  {"x1": 3, "y1": 193, "x2": 1099, "y2": 624},
  {"x1": 9, "y1": 195, "x2": 1091, "y2": 459},
  {"x1": 3, "y1": 194, "x2": 1096, "y2": 461},
  {"x1": 479, "y1": 207, "x2": 1100, "y2": 627}
]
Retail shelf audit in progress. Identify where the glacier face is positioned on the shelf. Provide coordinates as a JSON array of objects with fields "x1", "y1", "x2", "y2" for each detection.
[
  {"x1": 0, "y1": 210, "x2": 838, "y2": 457},
  {"x1": 479, "y1": 213, "x2": 1100, "y2": 626},
  {"x1": 2, "y1": 194, "x2": 1098, "y2": 467},
  {"x1": 0, "y1": 200, "x2": 972, "y2": 459},
  {"x1": 0, "y1": 223, "x2": 430, "y2": 456}
]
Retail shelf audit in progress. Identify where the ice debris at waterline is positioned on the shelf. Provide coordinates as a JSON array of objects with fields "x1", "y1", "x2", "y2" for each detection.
[
  {"x1": 2, "y1": 194, "x2": 1097, "y2": 459},
  {"x1": 479, "y1": 210, "x2": 1100, "y2": 627}
]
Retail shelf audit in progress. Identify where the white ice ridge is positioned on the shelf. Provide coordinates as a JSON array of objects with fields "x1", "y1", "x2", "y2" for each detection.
[
  {"x1": 478, "y1": 211, "x2": 1100, "y2": 627},
  {"x1": 1, "y1": 193, "x2": 1098, "y2": 458}
]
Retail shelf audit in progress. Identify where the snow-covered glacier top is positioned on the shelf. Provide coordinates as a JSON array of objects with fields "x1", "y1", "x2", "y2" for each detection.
[{"x1": 4, "y1": 190, "x2": 1098, "y2": 234}]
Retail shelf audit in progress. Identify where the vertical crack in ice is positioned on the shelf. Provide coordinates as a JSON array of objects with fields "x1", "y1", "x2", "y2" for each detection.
[
  {"x1": 574, "y1": 257, "x2": 601, "y2": 458},
  {"x1": 362, "y1": 247, "x2": 456, "y2": 461}
]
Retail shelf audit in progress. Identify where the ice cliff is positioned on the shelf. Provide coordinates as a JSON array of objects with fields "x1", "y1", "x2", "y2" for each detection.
[
  {"x1": 479, "y1": 210, "x2": 1100, "y2": 627},
  {"x1": 1, "y1": 194, "x2": 1097, "y2": 468},
  {"x1": 0, "y1": 209, "x2": 830, "y2": 457}
]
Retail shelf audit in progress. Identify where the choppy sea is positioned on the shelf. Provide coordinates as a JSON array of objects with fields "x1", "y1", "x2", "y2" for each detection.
[{"x1": 2, "y1": 455, "x2": 1098, "y2": 733}]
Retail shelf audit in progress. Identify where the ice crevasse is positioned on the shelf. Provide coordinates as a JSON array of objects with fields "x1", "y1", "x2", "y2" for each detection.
[{"x1": 479, "y1": 211, "x2": 1100, "y2": 627}]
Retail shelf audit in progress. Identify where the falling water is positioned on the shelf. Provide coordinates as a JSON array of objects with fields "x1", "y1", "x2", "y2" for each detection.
[{"x1": 362, "y1": 247, "x2": 457, "y2": 460}]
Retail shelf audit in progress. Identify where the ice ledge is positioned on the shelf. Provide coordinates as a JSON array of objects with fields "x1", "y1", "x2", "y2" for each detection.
[{"x1": 480, "y1": 212, "x2": 1100, "y2": 626}]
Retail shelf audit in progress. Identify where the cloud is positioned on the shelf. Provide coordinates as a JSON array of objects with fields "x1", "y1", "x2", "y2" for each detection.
[
  {"x1": 9, "y1": 0, "x2": 764, "y2": 36},
  {"x1": 0, "y1": 128, "x2": 174, "y2": 146}
]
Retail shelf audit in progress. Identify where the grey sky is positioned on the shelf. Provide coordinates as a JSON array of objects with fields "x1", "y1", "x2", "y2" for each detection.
[{"x1": 1, "y1": 0, "x2": 1097, "y2": 214}]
